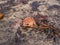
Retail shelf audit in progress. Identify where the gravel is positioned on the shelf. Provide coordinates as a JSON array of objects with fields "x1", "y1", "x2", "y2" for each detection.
[{"x1": 0, "y1": 0, "x2": 60, "y2": 45}]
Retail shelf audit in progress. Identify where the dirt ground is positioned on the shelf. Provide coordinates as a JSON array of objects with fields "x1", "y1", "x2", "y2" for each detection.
[{"x1": 0, "y1": 0, "x2": 60, "y2": 45}]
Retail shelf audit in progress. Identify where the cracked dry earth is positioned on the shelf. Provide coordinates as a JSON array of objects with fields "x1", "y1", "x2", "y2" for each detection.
[{"x1": 0, "y1": 0, "x2": 60, "y2": 45}]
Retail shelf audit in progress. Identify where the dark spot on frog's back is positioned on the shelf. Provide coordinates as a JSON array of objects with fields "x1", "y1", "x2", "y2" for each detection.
[
  {"x1": 48, "y1": 5, "x2": 60, "y2": 10},
  {"x1": 31, "y1": 1, "x2": 40, "y2": 11}
]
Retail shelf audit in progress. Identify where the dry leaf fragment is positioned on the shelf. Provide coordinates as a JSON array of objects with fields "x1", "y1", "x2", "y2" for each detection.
[
  {"x1": 34, "y1": 15, "x2": 48, "y2": 26},
  {"x1": 39, "y1": 23, "x2": 49, "y2": 29},
  {"x1": 22, "y1": 17, "x2": 37, "y2": 28},
  {"x1": 0, "y1": 13, "x2": 4, "y2": 20}
]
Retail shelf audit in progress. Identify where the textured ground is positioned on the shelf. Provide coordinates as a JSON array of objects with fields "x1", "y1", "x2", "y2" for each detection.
[{"x1": 0, "y1": 0, "x2": 60, "y2": 45}]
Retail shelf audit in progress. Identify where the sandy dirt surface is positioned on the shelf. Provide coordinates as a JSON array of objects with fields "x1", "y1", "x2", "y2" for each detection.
[{"x1": 0, "y1": 0, "x2": 60, "y2": 45}]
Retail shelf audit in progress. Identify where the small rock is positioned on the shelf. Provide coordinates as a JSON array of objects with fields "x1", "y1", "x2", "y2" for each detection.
[{"x1": 31, "y1": 1, "x2": 40, "y2": 11}]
